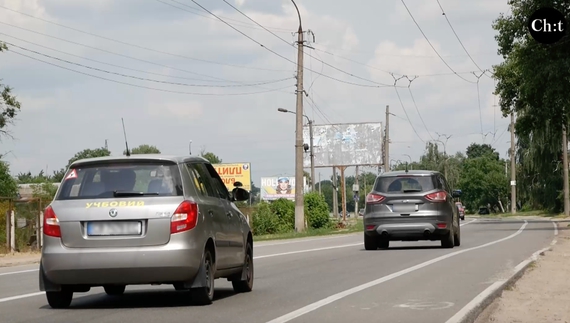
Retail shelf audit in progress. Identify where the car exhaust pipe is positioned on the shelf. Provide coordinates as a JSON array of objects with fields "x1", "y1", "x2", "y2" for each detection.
[
  {"x1": 423, "y1": 229, "x2": 431, "y2": 237},
  {"x1": 380, "y1": 230, "x2": 389, "y2": 237}
]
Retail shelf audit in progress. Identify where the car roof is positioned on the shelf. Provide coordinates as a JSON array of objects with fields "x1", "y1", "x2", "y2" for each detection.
[
  {"x1": 378, "y1": 170, "x2": 441, "y2": 178},
  {"x1": 69, "y1": 154, "x2": 209, "y2": 168}
]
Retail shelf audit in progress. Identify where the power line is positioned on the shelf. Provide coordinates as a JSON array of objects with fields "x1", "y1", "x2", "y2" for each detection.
[
  {"x1": 0, "y1": 4, "x2": 290, "y2": 72},
  {"x1": 400, "y1": 0, "x2": 476, "y2": 84},
  {"x1": 157, "y1": 0, "x2": 291, "y2": 33},
  {"x1": 9, "y1": 49, "x2": 294, "y2": 96},
  {"x1": 1, "y1": 32, "x2": 275, "y2": 84},
  {"x1": 435, "y1": 0, "x2": 484, "y2": 72},
  {"x1": 404, "y1": 77, "x2": 435, "y2": 141},
  {"x1": 0, "y1": 21, "x2": 269, "y2": 84},
  {"x1": 394, "y1": 86, "x2": 425, "y2": 143},
  {"x1": 188, "y1": 0, "x2": 395, "y2": 88},
  {"x1": 4, "y1": 42, "x2": 295, "y2": 88},
  {"x1": 221, "y1": 0, "x2": 395, "y2": 87}
]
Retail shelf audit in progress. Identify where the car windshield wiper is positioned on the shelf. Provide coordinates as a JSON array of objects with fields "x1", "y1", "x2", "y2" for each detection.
[
  {"x1": 403, "y1": 189, "x2": 422, "y2": 193},
  {"x1": 113, "y1": 191, "x2": 159, "y2": 197}
]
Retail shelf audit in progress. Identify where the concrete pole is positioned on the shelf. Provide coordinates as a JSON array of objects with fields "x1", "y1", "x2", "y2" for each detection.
[
  {"x1": 385, "y1": 105, "x2": 390, "y2": 172},
  {"x1": 563, "y1": 125, "x2": 569, "y2": 216},
  {"x1": 332, "y1": 166, "x2": 339, "y2": 218},
  {"x1": 294, "y1": 21, "x2": 305, "y2": 232},
  {"x1": 510, "y1": 112, "x2": 517, "y2": 214},
  {"x1": 309, "y1": 120, "x2": 315, "y2": 191},
  {"x1": 354, "y1": 166, "x2": 360, "y2": 217}
]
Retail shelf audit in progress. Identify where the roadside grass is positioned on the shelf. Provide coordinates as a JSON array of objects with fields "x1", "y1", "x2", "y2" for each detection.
[
  {"x1": 471, "y1": 210, "x2": 559, "y2": 218},
  {"x1": 253, "y1": 218, "x2": 363, "y2": 242}
]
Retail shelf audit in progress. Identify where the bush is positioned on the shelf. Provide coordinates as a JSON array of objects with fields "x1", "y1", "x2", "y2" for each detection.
[
  {"x1": 269, "y1": 198, "x2": 295, "y2": 231},
  {"x1": 304, "y1": 192, "x2": 333, "y2": 229}
]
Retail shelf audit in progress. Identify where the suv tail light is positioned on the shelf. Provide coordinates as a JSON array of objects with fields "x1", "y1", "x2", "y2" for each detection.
[
  {"x1": 171, "y1": 200, "x2": 198, "y2": 234},
  {"x1": 43, "y1": 206, "x2": 61, "y2": 238},
  {"x1": 366, "y1": 193, "x2": 386, "y2": 204},
  {"x1": 425, "y1": 191, "x2": 447, "y2": 202}
]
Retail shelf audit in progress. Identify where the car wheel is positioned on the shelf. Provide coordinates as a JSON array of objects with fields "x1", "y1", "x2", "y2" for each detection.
[
  {"x1": 192, "y1": 249, "x2": 215, "y2": 305},
  {"x1": 378, "y1": 238, "x2": 389, "y2": 249},
  {"x1": 104, "y1": 285, "x2": 126, "y2": 296},
  {"x1": 364, "y1": 233, "x2": 378, "y2": 250},
  {"x1": 232, "y1": 242, "x2": 254, "y2": 293},
  {"x1": 46, "y1": 291, "x2": 73, "y2": 309},
  {"x1": 460, "y1": 215, "x2": 465, "y2": 220},
  {"x1": 454, "y1": 221, "x2": 461, "y2": 247},
  {"x1": 441, "y1": 227, "x2": 455, "y2": 249}
]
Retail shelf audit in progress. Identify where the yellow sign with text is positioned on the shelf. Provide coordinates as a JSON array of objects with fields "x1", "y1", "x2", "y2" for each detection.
[
  {"x1": 85, "y1": 201, "x2": 145, "y2": 208},
  {"x1": 213, "y1": 163, "x2": 251, "y2": 191}
]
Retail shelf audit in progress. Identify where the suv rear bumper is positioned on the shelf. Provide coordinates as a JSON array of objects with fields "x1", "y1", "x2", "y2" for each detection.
[
  {"x1": 40, "y1": 235, "x2": 203, "y2": 286},
  {"x1": 364, "y1": 214, "x2": 452, "y2": 240}
]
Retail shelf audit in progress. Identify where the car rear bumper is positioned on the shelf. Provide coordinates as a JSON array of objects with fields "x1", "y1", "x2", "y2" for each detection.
[
  {"x1": 41, "y1": 235, "x2": 203, "y2": 286},
  {"x1": 364, "y1": 214, "x2": 452, "y2": 239}
]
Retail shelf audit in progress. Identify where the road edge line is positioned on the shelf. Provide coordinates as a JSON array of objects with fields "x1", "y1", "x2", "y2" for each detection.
[{"x1": 444, "y1": 221, "x2": 558, "y2": 323}]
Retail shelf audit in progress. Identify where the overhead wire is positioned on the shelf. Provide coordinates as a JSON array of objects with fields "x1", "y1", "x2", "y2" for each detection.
[
  {"x1": 435, "y1": 0, "x2": 485, "y2": 72},
  {"x1": 220, "y1": 0, "x2": 398, "y2": 87},
  {"x1": 0, "y1": 32, "x2": 278, "y2": 84},
  {"x1": 404, "y1": 76, "x2": 435, "y2": 141},
  {"x1": 4, "y1": 42, "x2": 295, "y2": 88},
  {"x1": 394, "y1": 85, "x2": 425, "y2": 143},
  {"x1": 188, "y1": 0, "x2": 395, "y2": 88},
  {"x1": 399, "y1": 0, "x2": 476, "y2": 84},
  {"x1": 8, "y1": 49, "x2": 294, "y2": 96},
  {"x1": 0, "y1": 4, "x2": 290, "y2": 72},
  {"x1": 0, "y1": 21, "x2": 281, "y2": 84}
]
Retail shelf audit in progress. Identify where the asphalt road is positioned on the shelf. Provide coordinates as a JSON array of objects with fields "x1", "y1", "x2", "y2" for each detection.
[{"x1": 0, "y1": 218, "x2": 558, "y2": 323}]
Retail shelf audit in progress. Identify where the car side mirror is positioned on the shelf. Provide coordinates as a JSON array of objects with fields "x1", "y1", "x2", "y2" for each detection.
[
  {"x1": 234, "y1": 181, "x2": 243, "y2": 187},
  {"x1": 452, "y1": 190, "x2": 461, "y2": 198},
  {"x1": 233, "y1": 188, "x2": 250, "y2": 202}
]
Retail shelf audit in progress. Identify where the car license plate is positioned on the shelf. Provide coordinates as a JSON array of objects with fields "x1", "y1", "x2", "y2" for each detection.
[
  {"x1": 392, "y1": 204, "x2": 416, "y2": 212},
  {"x1": 87, "y1": 221, "x2": 142, "y2": 236}
]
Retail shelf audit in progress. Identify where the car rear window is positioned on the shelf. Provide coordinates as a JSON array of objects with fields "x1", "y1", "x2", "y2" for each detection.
[
  {"x1": 374, "y1": 175, "x2": 437, "y2": 193},
  {"x1": 55, "y1": 161, "x2": 183, "y2": 200}
]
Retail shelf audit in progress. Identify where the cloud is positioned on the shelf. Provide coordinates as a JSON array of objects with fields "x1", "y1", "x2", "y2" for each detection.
[{"x1": 0, "y1": 0, "x2": 511, "y2": 183}]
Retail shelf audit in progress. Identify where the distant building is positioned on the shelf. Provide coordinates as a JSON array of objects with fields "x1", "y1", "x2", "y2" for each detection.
[{"x1": 17, "y1": 183, "x2": 61, "y2": 200}]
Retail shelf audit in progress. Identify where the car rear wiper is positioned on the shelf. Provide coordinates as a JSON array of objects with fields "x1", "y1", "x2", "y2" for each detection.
[
  {"x1": 113, "y1": 191, "x2": 159, "y2": 197},
  {"x1": 402, "y1": 189, "x2": 423, "y2": 193}
]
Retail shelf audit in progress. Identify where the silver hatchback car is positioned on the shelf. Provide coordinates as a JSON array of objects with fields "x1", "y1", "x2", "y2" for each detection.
[
  {"x1": 40, "y1": 155, "x2": 254, "y2": 308},
  {"x1": 363, "y1": 170, "x2": 461, "y2": 250}
]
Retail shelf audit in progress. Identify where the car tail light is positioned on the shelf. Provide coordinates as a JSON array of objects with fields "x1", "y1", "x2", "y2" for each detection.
[
  {"x1": 171, "y1": 200, "x2": 198, "y2": 234},
  {"x1": 365, "y1": 225, "x2": 376, "y2": 230},
  {"x1": 425, "y1": 191, "x2": 447, "y2": 202},
  {"x1": 366, "y1": 193, "x2": 385, "y2": 204},
  {"x1": 43, "y1": 206, "x2": 61, "y2": 238},
  {"x1": 437, "y1": 223, "x2": 447, "y2": 229}
]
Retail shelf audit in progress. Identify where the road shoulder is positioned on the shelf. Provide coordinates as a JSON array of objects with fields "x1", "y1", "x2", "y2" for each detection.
[
  {"x1": 0, "y1": 252, "x2": 41, "y2": 268},
  {"x1": 474, "y1": 220, "x2": 570, "y2": 323}
]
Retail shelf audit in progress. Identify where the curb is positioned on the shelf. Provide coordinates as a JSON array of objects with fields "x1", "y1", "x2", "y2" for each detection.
[
  {"x1": 445, "y1": 220, "x2": 559, "y2": 323},
  {"x1": 0, "y1": 259, "x2": 40, "y2": 268}
]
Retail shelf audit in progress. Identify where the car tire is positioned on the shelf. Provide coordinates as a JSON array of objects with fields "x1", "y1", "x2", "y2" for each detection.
[
  {"x1": 232, "y1": 242, "x2": 254, "y2": 293},
  {"x1": 104, "y1": 285, "x2": 126, "y2": 296},
  {"x1": 192, "y1": 249, "x2": 215, "y2": 305},
  {"x1": 454, "y1": 222, "x2": 461, "y2": 247},
  {"x1": 460, "y1": 215, "x2": 465, "y2": 221},
  {"x1": 441, "y1": 227, "x2": 455, "y2": 249},
  {"x1": 46, "y1": 291, "x2": 73, "y2": 309},
  {"x1": 378, "y1": 238, "x2": 389, "y2": 249},
  {"x1": 364, "y1": 233, "x2": 378, "y2": 250}
]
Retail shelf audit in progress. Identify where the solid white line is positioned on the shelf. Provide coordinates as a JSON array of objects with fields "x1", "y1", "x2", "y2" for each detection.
[
  {"x1": 0, "y1": 269, "x2": 38, "y2": 277},
  {"x1": 445, "y1": 245, "x2": 552, "y2": 323},
  {"x1": 255, "y1": 233, "x2": 359, "y2": 247},
  {"x1": 264, "y1": 221, "x2": 528, "y2": 323},
  {"x1": 254, "y1": 243, "x2": 363, "y2": 259},
  {"x1": 461, "y1": 219, "x2": 477, "y2": 226},
  {"x1": 0, "y1": 292, "x2": 44, "y2": 304}
]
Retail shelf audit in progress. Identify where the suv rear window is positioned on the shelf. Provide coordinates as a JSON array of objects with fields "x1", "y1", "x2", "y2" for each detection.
[
  {"x1": 56, "y1": 161, "x2": 183, "y2": 200},
  {"x1": 374, "y1": 175, "x2": 437, "y2": 193}
]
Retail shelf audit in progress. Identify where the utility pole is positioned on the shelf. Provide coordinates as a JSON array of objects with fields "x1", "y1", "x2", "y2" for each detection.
[
  {"x1": 354, "y1": 166, "x2": 360, "y2": 217},
  {"x1": 562, "y1": 124, "x2": 570, "y2": 216},
  {"x1": 510, "y1": 113, "x2": 516, "y2": 214},
  {"x1": 293, "y1": 5, "x2": 305, "y2": 232},
  {"x1": 332, "y1": 166, "x2": 339, "y2": 218},
  {"x1": 318, "y1": 173, "x2": 321, "y2": 195},
  {"x1": 384, "y1": 105, "x2": 390, "y2": 172},
  {"x1": 104, "y1": 139, "x2": 108, "y2": 150},
  {"x1": 309, "y1": 119, "x2": 315, "y2": 191}
]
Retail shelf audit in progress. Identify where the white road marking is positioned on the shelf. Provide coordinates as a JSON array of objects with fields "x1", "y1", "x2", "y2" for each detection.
[
  {"x1": 0, "y1": 269, "x2": 38, "y2": 277},
  {"x1": 0, "y1": 292, "x2": 44, "y2": 303},
  {"x1": 264, "y1": 221, "x2": 528, "y2": 323},
  {"x1": 254, "y1": 243, "x2": 363, "y2": 259},
  {"x1": 255, "y1": 233, "x2": 359, "y2": 247},
  {"x1": 445, "y1": 245, "x2": 552, "y2": 323},
  {"x1": 394, "y1": 301, "x2": 454, "y2": 310}
]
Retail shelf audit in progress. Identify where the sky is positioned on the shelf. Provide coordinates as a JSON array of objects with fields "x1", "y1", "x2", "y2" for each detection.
[{"x1": 0, "y1": 0, "x2": 511, "y2": 185}]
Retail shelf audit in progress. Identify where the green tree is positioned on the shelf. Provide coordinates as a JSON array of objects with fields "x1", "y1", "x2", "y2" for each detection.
[
  {"x1": 31, "y1": 182, "x2": 58, "y2": 204},
  {"x1": 125, "y1": 144, "x2": 161, "y2": 155},
  {"x1": 16, "y1": 170, "x2": 53, "y2": 184},
  {"x1": 0, "y1": 43, "x2": 21, "y2": 140},
  {"x1": 200, "y1": 149, "x2": 222, "y2": 164},
  {"x1": 459, "y1": 155, "x2": 509, "y2": 213},
  {"x1": 466, "y1": 143, "x2": 500, "y2": 160},
  {"x1": 0, "y1": 161, "x2": 17, "y2": 198},
  {"x1": 66, "y1": 147, "x2": 111, "y2": 169},
  {"x1": 493, "y1": 0, "x2": 570, "y2": 212}
]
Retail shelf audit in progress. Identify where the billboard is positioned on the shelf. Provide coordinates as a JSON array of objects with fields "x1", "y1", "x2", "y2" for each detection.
[
  {"x1": 303, "y1": 122, "x2": 383, "y2": 167},
  {"x1": 260, "y1": 176, "x2": 307, "y2": 201},
  {"x1": 213, "y1": 163, "x2": 251, "y2": 191}
]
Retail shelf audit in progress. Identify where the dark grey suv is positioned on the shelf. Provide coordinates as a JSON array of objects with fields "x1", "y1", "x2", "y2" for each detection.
[{"x1": 363, "y1": 170, "x2": 461, "y2": 250}]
